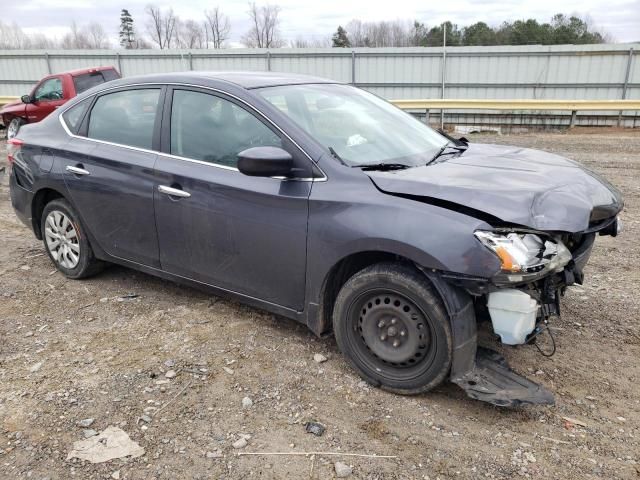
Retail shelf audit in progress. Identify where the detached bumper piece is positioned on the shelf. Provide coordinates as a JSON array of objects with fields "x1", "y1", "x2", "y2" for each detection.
[{"x1": 451, "y1": 348, "x2": 555, "y2": 407}]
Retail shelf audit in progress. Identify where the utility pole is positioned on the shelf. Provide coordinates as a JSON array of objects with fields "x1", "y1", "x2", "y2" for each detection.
[{"x1": 441, "y1": 22, "x2": 447, "y2": 128}]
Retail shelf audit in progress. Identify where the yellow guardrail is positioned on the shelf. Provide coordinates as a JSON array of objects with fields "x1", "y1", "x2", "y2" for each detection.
[
  {"x1": 391, "y1": 99, "x2": 640, "y2": 111},
  {"x1": 0, "y1": 96, "x2": 18, "y2": 107},
  {"x1": 3, "y1": 96, "x2": 639, "y2": 111}
]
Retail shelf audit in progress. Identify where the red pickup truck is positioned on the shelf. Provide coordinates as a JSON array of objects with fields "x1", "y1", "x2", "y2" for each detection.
[{"x1": 1, "y1": 66, "x2": 120, "y2": 139}]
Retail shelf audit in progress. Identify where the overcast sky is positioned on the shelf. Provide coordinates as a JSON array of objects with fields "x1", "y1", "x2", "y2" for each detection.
[{"x1": 5, "y1": 0, "x2": 640, "y2": 45}]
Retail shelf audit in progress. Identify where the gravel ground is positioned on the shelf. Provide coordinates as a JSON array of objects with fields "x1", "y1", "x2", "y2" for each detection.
[{"x1": 0, "y1": 130, "x2": 638, "y2": 480}]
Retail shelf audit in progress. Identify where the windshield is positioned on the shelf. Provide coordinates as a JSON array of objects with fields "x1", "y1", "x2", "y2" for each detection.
[{"x1": 256, "y1": 83, "x2": 448, "y2": 167}]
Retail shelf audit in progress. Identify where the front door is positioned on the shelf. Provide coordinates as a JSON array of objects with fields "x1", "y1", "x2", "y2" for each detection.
[
  {"x1": 61, "y1": 87, "x2": 163, "y2": 267},
  {"x1": 26, "y1": 77, "x2": 66, "y2": 123},
  {"x1": 153, "y1": 87, "x2": 311, "y2": 310}
]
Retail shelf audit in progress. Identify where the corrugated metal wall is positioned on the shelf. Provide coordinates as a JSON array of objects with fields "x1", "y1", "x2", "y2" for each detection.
[{"x1": 0, "y1": 44, "x2": 638, "y2": 125}]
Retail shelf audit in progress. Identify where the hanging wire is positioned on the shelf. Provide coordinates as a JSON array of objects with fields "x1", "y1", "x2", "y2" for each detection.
[{"x1": 532, "y1": 321, "x2": 556, "y2": 357}]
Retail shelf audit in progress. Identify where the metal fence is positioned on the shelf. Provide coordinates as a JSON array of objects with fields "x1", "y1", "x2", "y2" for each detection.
[{"x1": 1, "y1": 44, "x2": 638, "y2": 127}]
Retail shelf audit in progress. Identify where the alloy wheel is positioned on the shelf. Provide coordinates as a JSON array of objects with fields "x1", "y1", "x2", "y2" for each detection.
[
  {"x1": 44, "y1": 210, "x2": 80, "y2": 269},
  {"x1": 7, "y1": 119, "x2": 21, "y2": 139}
]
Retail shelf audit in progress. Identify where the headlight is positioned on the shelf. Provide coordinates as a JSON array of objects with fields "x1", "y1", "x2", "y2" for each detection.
[{"x1": 475, "y1": 230, "x2": 572, "y2": 282}]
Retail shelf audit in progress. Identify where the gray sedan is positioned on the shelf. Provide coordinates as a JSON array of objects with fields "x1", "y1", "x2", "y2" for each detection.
[{"x1": 7, "y1": 72, "x2": 623, "y2": 406}]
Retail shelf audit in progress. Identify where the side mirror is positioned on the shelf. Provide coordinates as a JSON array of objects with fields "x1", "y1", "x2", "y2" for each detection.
[
  {"x1": 21, "y1": 94, "x2": 33, "y2": 104},
  {"x1": 237, "y1": 146, "x2": 293, "y2": 177}
]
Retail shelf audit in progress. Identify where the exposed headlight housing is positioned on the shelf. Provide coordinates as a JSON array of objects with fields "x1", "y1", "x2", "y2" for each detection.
[{"x1": 475, "y1": 230, "x2": 572, "y2": 283}]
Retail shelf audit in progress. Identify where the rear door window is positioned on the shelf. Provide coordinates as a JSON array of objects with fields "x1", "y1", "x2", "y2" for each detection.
[
  {"x1": 87, "y1": 89, "x2": 161, "y2": 149},
  {"x1": 73, "y1": 70, "x2": 119, "y2": 94},
  {"x1": 62, "y1": 97, "x2": 92, "y2": 134}
]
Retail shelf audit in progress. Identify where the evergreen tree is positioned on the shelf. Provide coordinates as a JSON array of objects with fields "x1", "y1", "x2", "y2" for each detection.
[
  {"x1": 332, "y1": 26, "x2": 350, "y2": 48},
  {"x1": 119, "y1": 9, "x2": 135, "y2": 48}
]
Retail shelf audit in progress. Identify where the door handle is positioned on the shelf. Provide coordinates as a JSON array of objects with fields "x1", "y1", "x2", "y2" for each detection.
[
  {"x1": 158, "y1": 185, "x2": 191, "y2": 198},
  {"x1": 66, "y1": 165, "x2": 90, "y2": 176}
]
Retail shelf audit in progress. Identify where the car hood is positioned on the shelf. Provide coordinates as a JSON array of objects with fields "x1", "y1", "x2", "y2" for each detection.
[
  {"x1": 367, "y1": 143, "x2": 623, "y2": 232},
  {"x1": 0, "y1": 100, "x2": 24, "y2": 114}
]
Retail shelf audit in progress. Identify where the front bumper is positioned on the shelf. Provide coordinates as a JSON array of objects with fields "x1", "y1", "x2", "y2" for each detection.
[{"x1": 441, "y1": 230, "x2": 603, "y2": 407}]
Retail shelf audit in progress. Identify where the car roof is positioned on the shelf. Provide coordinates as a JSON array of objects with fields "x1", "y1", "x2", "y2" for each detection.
[
  {"x1": 110, "y1": 71, "x2": 338, "y2": 90},
  {"x1": 57, "y1": 66, "x2": 118, "y2": 77}
]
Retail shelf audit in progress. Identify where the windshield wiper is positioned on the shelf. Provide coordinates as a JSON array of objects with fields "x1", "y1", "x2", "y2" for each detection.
[
  {"x1": 427, "y1": 142, "x2": 467, "y2": 166},
  {"x1": 328, "y1": 147, "x2": 347, "y2": 166},
  {"x1": 355, "y1": 163, "x2": 411, "y2": 171}
]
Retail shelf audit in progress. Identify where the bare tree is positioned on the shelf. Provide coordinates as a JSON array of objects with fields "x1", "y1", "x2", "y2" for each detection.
[
  {"x1": 290, "y1": 35, "x2": 331, "y2": 48},
  {"x1": 345, "y1": 19, "x2": 415, "y2": 47},
  {"x1": 242, "y1": 2, "x2": 284, "y2": 48},
  {"x1": 86, "y1": 22, "x2": 110, "y2": 49},
  {"x1": 204, "y1": 7, "x2": 230, "y2": 48},
  {"x1": 175, "y1": 19, "x2": 205, "y2": 48},
  {"x1": 145, "y1": 4, "x2": 177, "y2": 49},
  {"x1": 0, "y1": 21, "x2": 31, "y2": 49},
  {"x1": 61, "y1": 21, "x2": 91, "y2": 49}
]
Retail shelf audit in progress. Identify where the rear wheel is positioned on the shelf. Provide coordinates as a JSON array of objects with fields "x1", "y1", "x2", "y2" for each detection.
[
  {"x1": 7, "y1": 117, "x2": 25, "y2": 139},
  {"x1": 333, "y1": 262, "x2": 452, "y2": 394},
  {"x1": 41, "y1": 199, "x2": 104, "y2": 279}
]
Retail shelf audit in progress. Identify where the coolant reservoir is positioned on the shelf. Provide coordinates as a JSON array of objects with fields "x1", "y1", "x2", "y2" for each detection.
[{"x1": 487, "y1": 289, "x2": 538, "y2": 345}]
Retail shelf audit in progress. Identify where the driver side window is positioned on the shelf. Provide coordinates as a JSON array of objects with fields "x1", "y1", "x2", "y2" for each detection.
[
  {"x1": 34, "y1": 77, "x2": 63, "y2": 102},
  {"x1": 170, "y1": 89, "x2": 281, "y2": 168}
]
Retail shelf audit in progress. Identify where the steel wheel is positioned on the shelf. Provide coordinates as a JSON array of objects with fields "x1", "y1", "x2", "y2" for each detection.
[
  {"x1": 349, "y1": 289, "x2": 437, "y2": 381},
  {"x1": 356, "y1": 291, "x2": 432, "y2": 367},
  {"x1": 7, "y1": 118, "x2": 23, "y2": 139},
  {"x1": 333, "y1": 263, "x2": 452, "y2": 394},
  {"x1": 44, "y1": 210, "x2": 80, "y2": 269}
]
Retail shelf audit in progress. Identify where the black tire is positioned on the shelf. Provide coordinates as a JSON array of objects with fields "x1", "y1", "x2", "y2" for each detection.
[
  {"x1": 7, "y1": 117, "x2": 25, "y2": 139},
  {"x1": 333, "y1": 262, "x2": 452, "y2": 395},
  {"x1": 41, "y1": 198, "x2": 104, "y2": 279}
]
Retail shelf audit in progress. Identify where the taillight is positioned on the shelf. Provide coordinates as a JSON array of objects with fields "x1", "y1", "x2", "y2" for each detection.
[{"x1": 7, "y1": 138, "x2": 23, "y2": 165}]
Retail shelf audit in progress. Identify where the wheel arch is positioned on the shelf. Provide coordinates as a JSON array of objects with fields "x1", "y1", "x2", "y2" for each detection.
[
  {"x1": 311, "y1": 249, "x2": 478, "y2": 381},
  {"x1": 31, "y1": 187, "x2": 66, "y2": 239},
  {"x1": 313, "y1": 250, "x2": 425, "y2": 337}
]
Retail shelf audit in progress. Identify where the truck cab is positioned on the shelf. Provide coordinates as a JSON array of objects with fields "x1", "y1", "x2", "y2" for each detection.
[{"x1": 1, "y1": 66, "x2": 120, "y2": 138}]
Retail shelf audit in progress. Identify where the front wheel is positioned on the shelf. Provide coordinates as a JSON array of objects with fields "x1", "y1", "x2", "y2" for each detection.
[
  {"x1": 7, "y1": 117, "x2": 25, "y2": 139},
  {"x1": 333, "y1": 262, "x2": 452, "y2": 395}
]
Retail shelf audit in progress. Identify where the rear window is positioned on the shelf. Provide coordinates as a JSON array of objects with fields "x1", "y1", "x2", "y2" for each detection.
[
  {"x1": 73, "y1": 69, "x2": 119, "y2": 94},
  {"x1": 87, "y1": 88, "x2": 160, "y2": 149},
  {"x1": 62, "y1": 97, "x2": 92, "y2": 133}
]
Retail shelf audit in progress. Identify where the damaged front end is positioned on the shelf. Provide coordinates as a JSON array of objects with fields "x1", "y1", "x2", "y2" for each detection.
[{"x1": 433, "y1": 215, "x2": 622, "y2": 408}]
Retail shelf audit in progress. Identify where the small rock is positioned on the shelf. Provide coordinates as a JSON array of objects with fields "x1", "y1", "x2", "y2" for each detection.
[
  {"x1": 165, "y1": 370, "x2": 176, "y2": 379},
  {"x1": 232, "y1": 437, "x2": 248, "y2": 449},
  {"x1": 617, "y1": 416, "x2": 627, "y2": 422},
  {"x1": 29, "y1": 362, "x2": 43, "y2": 373},
  {"x1": 111, "y1": 470, "x2": 120, "y2": 479},
  {"x1": 206, "y1": 450, "x2": 223, "y2": 459},
  {"x1": 83, "y1": 429, "x2": 98, "y2": 438},
  {"x1": 223, "y1": 367, "x2": 234, "y2": 375},
  {"x1": 78, "y1": 418, "x2": 95, "y2": 428},
  {"x1": 313, "y1": 354, "x2": 327, "y2": 363},
  {"x1": 140, "y1": 415, "x2": 152, "y2": 423},
  {"x1": 335, "y1": 461, "x2": 352, "y2": 477},
  {"x1": 164, "y1": 359, "x2": 176, "y2": 368},
  {"x1": 24, "y1": 331, "x2": 34, "y2": 337},
  {"x1": 304, "y1": 421, "x2": 326, "y2": 436},
  {"x1": 20, "y1": 265, "x2": 31, "y2": 271}
]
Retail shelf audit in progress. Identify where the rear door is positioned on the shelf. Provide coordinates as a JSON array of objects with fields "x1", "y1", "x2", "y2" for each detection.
[
  {"x1": 60, "y1": 86, "x2": 164, "y2": 267},
  {"x1": 26, "y1": 76, "x2": 66, "y2": 123},
  {"x1": 153, "y1": 87, "x2": 312, "y2": 310}
]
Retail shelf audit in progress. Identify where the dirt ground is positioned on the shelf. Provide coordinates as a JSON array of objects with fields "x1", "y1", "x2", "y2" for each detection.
[{"x1": 0, "y1": 130, "x2": 638, "y2": 480}]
